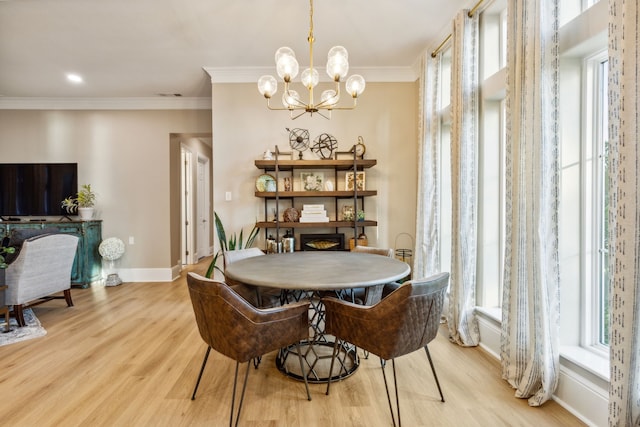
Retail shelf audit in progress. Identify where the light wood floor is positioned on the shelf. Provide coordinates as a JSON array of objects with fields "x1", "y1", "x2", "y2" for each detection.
[{"x1": 0, "y1": 259, "x2": 585, "y2": 427}]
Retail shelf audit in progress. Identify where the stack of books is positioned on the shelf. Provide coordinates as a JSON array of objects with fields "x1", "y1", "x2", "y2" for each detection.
[{"x1": 300, "y1": 204, "x2": 329, "y2": 223}]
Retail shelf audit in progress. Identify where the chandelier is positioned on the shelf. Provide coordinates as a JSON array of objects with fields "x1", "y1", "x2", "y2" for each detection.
[{"x1": 257, "y1": 0, "x2": 365, "y2": 120}]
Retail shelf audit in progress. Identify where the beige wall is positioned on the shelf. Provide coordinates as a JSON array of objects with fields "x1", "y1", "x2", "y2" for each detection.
[
  {"x1": 0, "y1": 109, "x2": 212, "y2": 274},
  {"x1": 211, "y1": 82, "x2": 419, "y2": 254},
  {"x1": 0, "y1": 81, "x2": 418, "y2": 278}
]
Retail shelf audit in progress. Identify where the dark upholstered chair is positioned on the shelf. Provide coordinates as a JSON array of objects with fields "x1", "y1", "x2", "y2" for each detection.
[
  {"x1": 5, "y1": 233, "x2": 78, "y2": 326},
  {"x1": 223, "y1": 248, "x2": 282, "y2": 308},
  {"x1": 187, "y1": 273, "x2": 311, "y2": 426},
  {"x1": 349, "y1": 245, "x2": 396, "y2": 305},
  {"x1": 323, "y1": 272, "x2": 449, "y2": 427}
]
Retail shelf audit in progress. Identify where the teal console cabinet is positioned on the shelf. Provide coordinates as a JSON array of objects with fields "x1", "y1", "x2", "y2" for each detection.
[{"x1": 0, "y1": 220, "x2": 102, "y2": 288}]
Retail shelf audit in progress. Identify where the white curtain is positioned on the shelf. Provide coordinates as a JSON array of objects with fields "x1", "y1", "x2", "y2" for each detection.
[
  {"x1": 500, "y1": 0, "x2": 561, "y2": 406},
  {"x1": 414, "y1": 52, "x2": 441, "y2": 279},
  {"x1": 608, "y1": 1, "x2": 640, "y2": 425},
  {"x1": 446, "y1": 9, "x2": 480, "y2": 347}
]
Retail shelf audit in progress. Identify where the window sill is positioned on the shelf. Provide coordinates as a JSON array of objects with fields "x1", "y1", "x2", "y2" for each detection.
[
  {"x1": 560, "y1": 345, "x2": 609, "y2": 382},
  {"x1": 475, "y1": 306, "x2": 610, "y2": 382}
]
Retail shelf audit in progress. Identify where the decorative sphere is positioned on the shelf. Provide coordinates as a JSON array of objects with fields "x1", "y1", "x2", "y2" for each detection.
[
  {"x1": 99, "y1": 237, "x2": 125, "y2": 261},
  {"x1": 310, "y1": 133, "x2": 338, "y2": 159},
  {"x1": 288, "y1": 128, "x2": 310, "y2": 153}
]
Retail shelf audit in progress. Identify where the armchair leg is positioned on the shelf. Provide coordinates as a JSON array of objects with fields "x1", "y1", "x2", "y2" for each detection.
[
  {"x1": 380, "y1": 358, "x2": 400, "y2": 427},
  {"x1": 325, "y1": 339, "x2": 341, "y2": 395},
  {"x1": 191, "y1": 346, "x2": 211, "y2": 400},
  {"x1": 13, "y1": 304, "x2": 26, "y2": 327},
  {"x1": 230, "y1": 361, "x2": 251, "y2": 427},
  {"x1": 424, "y1": 345, "x2": 445, "y2": 402},
  {"x1": 294, "y1": 342, "x2": 312, "y2": 401},
  {"x1": 63, "y1": 289, "x2": 74, "y2": 307}
]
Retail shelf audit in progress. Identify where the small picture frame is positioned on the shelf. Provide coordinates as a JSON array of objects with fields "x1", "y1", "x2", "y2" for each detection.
[
  {"x1": 301, "y1": 172, "x2": 324, "y2": 191},
  {"x1": 345, "y1": 171, "x2": 365, "y2": 191}
]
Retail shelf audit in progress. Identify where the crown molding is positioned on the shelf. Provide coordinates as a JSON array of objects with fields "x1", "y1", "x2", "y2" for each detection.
[
  {"x1": 203, "y1": 66, "x2": 419, "y2": 83},
  {"x1": 0, "y1": 97, "x2": 212, "y2": 110},
  {"x1": 0, "y1": 64, "x2": 420, "y2": 110}
]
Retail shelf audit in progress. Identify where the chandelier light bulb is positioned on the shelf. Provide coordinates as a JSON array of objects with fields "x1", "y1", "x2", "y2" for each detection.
[
  {"x1": 283, "y1": 89, "x2": 301, "y2": 108},
  {"x1": 345, "y1": 74, "x2": 366, "y2": 98},
  {"x1": 327, "y1": 46, "x2": 348, "y2": 61},
  {"x1": 275, "y1": 47, "x2": 296, "y2": 63},
  {"x1": 326, "y1": 55, "x2": 349, "y2": 81},
  {"x1": 301, "y1": 68, "x2": 319, "y2": 89},
  {"x1": 276, "y1": 53, "x2": 299, "y2": 81},
  {"x1": 258, "y1": 75, "x2": 278, "y2": 98},
  {"x1": 321, "y1": 89, "x2": 338, "y2": 106}
]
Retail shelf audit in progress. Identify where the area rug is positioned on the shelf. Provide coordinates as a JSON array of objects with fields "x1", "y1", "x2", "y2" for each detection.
[{"x1": 0, "y1": 309, "x2": 46, "y2": 346}]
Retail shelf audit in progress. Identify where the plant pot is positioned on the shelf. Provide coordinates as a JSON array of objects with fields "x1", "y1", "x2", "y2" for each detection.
[{"x1": 78, "y1": 207, "x2": 94, "y2": 220}]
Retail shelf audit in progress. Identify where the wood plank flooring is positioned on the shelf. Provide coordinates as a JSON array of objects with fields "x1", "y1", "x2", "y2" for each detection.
[{"x1": 0, "y1": 259, "x2": 585, "y2": 426}]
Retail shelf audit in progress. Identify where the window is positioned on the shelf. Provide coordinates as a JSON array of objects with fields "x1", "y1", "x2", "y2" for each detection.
[{"x1": 592, "y1": 56, "x2": 609, "y2": 347}]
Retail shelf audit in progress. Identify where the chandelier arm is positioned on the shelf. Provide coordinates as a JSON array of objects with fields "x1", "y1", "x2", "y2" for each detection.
[{"x1": 325, "y1": 99, "x2": 358, "y2": 111}]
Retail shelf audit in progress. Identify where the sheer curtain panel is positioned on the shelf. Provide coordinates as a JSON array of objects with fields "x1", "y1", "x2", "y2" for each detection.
[
  {"x1": 446, "y1": 9, "x2": 480, "y2": 347},
  {"x1": 500, "y1": 0, "x2": 561, "y2": 406},
  {"x1": 607, "y1": 0, "x2": 640, "y2": 424},
  {"x1": 414, "y1": 52, "x2": 441, "y2": 279}
]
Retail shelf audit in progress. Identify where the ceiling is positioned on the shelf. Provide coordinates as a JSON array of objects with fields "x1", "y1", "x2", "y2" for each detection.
[{"x1": 0, "y1": 0, "x2": 472, "y2": 99}]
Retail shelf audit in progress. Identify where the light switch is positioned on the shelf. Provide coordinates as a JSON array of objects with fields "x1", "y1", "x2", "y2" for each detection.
[{"x1": 225, "y1": 191, "x2": 232, "y2": 201}]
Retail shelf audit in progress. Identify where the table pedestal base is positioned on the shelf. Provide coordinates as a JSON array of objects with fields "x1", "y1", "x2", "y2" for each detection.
[
  {"x1": 276, "y1": 339, "x2": 359, "y2": 383},
  {"x1": 277, "y1": 289, "x2": 360, "y2": 383}
]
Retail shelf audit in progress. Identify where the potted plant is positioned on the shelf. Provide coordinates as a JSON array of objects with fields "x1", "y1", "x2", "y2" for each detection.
[
  {"x1": 62, "y1": 184, "x2": 96, "y2": 220},
  {"x1": 205, "y1": 212, "x2": 259, "y2": 278},
  {"x1": 0, "y1": 245, "x2": 16, "y2": 270}
]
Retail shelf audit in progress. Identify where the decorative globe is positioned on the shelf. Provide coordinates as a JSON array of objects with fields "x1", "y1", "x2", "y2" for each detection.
[
  {"x1": 99, "y1": 237, "x2": 125, "y2": 261},
  {"x1": 287, "y1": 127, "x2": 310, "y2": 159},
  {"x1": 310, "y1": 133, "x2": 338, "y2": 159}
]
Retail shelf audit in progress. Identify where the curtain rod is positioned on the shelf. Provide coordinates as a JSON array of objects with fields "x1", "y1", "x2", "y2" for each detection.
[{"x1": 430, "y1": 0, "x2": 486, "y2": 58}]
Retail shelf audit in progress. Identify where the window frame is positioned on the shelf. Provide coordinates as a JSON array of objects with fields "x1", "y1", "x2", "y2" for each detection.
[{"x1": 582, "y1": 50, "x2": 609, "y2": 354}]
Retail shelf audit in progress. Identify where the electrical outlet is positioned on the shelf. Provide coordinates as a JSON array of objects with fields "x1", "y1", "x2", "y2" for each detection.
[{"x1": 129, "y1": 236, "x2": 135, "y2": 245}]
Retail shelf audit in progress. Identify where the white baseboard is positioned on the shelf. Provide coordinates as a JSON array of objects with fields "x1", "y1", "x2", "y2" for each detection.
[
  {"x1": 114, "y1": 268, "x2": 176, "y2": 283},
  {"x1": 476, "y1": 311, "x2": 608, "y2": 427}
]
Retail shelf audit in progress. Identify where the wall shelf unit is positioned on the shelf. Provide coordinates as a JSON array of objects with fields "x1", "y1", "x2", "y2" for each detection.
[{"x1": 254, "y1": 149, "x2": 378, "y2": 250}]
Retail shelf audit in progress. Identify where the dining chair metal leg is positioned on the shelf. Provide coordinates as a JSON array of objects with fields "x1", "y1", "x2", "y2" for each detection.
[
  {"x1": 424, "y1": 345, "x2": 445, "y2": 402},
  {"x1": 325, "y1": 339, "x2": 341, "y2": 395},
  {"x1": 295, "y1": 342, "x2": 312, "y2": 400},
  {"x1": 191, "y1": 346, "x2": 212, "y2": 400},
  {"x1": 380, "y1": 358, "x2": 400, "y2": 427},
  {"x1": 230, "y1": 361, "x2": 251, "y2": 427}
]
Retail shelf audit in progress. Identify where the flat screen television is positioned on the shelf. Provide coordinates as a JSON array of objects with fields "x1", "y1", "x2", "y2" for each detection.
[{"x1": 0, "y1": 163, "x2": 78, "y2": 218}]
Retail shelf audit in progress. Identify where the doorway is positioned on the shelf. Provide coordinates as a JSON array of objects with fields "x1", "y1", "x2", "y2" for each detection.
[
  {"x1": 175, "y1": 134, "x2": 212, "y2": 267},
  {"x1": 196, "y1": 154, "x2": 211, "y2": 260}
]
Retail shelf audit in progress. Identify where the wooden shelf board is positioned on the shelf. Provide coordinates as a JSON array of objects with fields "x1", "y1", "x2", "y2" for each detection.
[
  {"x1": 256, "y1": 220, "x2": 377, "y2": 229},
  {"x1": 255, "y1": 190, "x2": 377, "y2": 198},
  {"x1": 255, "y1": 159, "x2": 376, "y2": 171}
]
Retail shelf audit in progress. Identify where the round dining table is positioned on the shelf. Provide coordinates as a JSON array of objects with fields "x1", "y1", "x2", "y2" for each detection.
[{"x1": 224, "y1": 251, "x2": 411, "y2": 382}]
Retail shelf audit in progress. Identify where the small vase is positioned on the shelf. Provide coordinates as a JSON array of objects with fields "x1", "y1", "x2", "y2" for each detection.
[{"x1": 78, "y1": 207, "x2": 94, "y2": 220}]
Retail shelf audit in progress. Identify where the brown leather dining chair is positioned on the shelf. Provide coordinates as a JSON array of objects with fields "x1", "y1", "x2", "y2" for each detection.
[
  {"x1": 323, "y1": 272, "x2": 449, "y2": 427},
  {"x1": 187, "y1": 272, "x2": 312, "y2": 426}
]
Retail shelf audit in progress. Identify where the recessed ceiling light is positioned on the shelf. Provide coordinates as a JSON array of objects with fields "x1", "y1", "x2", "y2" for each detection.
[{"x1": 66, "y1": 73, "x2": 83, "y2": 84}]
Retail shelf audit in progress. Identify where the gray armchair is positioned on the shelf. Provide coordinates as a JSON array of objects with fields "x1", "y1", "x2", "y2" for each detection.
[
  {"x1": 223, "y1": 248, "x2": 282, "y2": 308},
  {"x1": 5, "y1": 233, "x2": 79, "y2": 326}
]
